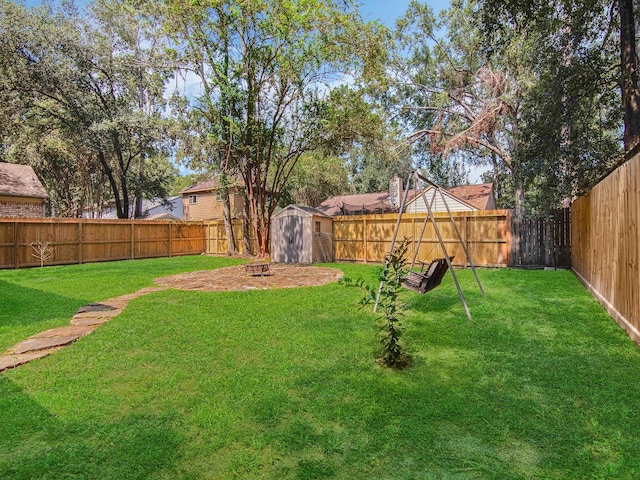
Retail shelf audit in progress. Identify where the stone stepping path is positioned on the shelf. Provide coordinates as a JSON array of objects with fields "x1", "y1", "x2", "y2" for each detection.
[
  {"x1": 0, "y1": 286, "x2": 167, "y2": 373},
  {"x1": 0, "y1": 266, "x2": 342, "y2": 373}
]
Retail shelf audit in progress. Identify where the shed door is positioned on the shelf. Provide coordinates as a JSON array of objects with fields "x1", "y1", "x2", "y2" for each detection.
[{"x1": 282, "y1": 215, "x2": 304, "y2": 263}]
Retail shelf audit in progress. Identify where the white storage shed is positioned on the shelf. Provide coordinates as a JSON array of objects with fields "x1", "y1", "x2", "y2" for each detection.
[{"x1": 270, "y1": 205, "x2": 334, "y2": 264}]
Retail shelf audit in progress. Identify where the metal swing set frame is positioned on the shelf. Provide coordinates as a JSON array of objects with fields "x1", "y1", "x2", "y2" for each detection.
[{"x1": 374, "y1": 171, "x2": 486, "y2": 321}]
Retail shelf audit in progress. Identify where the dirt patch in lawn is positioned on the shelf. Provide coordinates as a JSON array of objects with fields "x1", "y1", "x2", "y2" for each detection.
[{"x1": 154, "y1": 264, "x2": 343, "y2": 292}]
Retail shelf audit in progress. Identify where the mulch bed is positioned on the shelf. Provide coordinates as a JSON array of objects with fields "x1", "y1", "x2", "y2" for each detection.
[{"x1": 153, "y1": 264, "x2": 344, "y2": 292}]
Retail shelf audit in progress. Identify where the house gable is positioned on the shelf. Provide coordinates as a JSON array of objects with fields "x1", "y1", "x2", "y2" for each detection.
[
  {"x1": 404, "y1": 186, "x2": 479, "y2": 213},
  {"x1": 180, "y1": 178, "x2": 245, "y2": 221}
]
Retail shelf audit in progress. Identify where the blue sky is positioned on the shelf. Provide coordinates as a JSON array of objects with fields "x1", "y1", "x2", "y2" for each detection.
[
  {"x1": 358, "y1": 0, "x2": 451, "y2": 26},
  {"x1": 23, "y1": 0, "x2": 452, "y2": 23}
]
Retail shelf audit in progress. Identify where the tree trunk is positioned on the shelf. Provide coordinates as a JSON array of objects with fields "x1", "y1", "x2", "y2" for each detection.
[
  {"x1": 119, "y1": 171, "x2": 130, "y2": 219},
  {"x1": 560, "y1": 19, "x2": 575, "y2": 203},
  {"x1": 222, "y1": 190, "x2": 236, "y2": 256},
  {"x1": 513, "y1": 157, "x2": 526, "y2": 220},
  {"x1": 97, "y1": 150, "x2": 125, "y2": 219},
  {"x1": 242, "y1": 194, "x2": 252, "y2": 255},
  {"x1": 619, "y1": 0, "x2": 640, "y2": 150},
  {"x1": 134, "y1": 196, "x2": 143, "y2": 219}
]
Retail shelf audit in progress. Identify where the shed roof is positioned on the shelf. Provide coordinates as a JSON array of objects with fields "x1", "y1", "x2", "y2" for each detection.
[
  {"x1": 273, "y1": 204, "x2": 332, "y2": 219},
  {"x1": 0, "y1": 162, "x2": 48, "y2": 199}
]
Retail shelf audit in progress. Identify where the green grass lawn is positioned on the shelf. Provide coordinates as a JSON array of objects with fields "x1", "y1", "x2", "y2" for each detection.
[
  {"x1": 2, "y1": 260, "x2": 640, "y2": 479},
  {"x1": 0, "y1": 255, "x2": 244, "y2": 353}
]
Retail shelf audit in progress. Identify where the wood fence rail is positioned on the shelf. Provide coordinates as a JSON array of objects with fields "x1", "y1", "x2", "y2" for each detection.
[
  {"x1": 202, "y1": 211, "x2": 511, "y2": 267},
  {"x1": 2, "y1": 209, "x2": 568, "y2": 271},
  {"x1": 0, "y1": 218, "x2": 206, "y2": 269},
  {"x1": 204, "y1": 219, "x2": 258, "y2": 256}
]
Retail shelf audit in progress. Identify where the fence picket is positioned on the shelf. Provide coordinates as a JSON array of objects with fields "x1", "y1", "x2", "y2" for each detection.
[
  {"x1": 0, "y1": 218, "x2": 206, "y2": 269},
  {"x1": 508, "y1": 208, "x2": 571, "y2": 268}
]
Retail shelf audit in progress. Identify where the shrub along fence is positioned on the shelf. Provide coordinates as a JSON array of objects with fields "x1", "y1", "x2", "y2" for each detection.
[
  {"x1": 0, "y1": 218, "x2": 206, "y2": 269},
  {"x1": 572, "y1": 148, "x2": 640, "y2": 345}
]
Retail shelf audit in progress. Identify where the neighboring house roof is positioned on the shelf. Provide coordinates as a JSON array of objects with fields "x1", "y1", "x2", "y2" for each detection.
[
  {"x1": 142, "y1": 196, "x2": 182, "y2": 219},
  {"x1": 315, "y1": 191, "x2": 394, "y2": 216},
  {"x1": 273, "y1": 205, "x2": 332, "y2": 219},
  {"x1": 316, "y1": 183, "x2": 495, "y2": 217},
  {"x1": 0, "y1": 162, "x2": 48, "y2": 199},
  {"x1": 446, "y1": 184, "x2": 495, "y2": 210},
  {"x1": 181, "y1": 177, "x2": 243, "y2": 194}
]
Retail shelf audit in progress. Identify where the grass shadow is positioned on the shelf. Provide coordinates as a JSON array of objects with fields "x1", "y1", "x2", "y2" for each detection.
[
  {"x1": 0, "y1": 376, "x2": 182, "y2": 479},
  {"x1": 0, "y1": 280, "x2": 87, "y2": 352}
]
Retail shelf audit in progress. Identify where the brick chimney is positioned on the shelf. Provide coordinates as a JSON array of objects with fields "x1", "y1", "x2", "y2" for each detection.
[{"x1": 389, "y1": 175, "x2": 403, "y2": 208}]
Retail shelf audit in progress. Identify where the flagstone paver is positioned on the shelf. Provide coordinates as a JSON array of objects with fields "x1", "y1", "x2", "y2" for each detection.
[
  {"x1": 33, "y1": 325, "x2": 97, "y2": 338},
  {"x1": 0, "y1": 349, "x2": 61, "y2": 371},
  {"x1": 70, "y1": 316, "x2": 114, "y2": 327},
  {"x1": 76, "y1": 303, "x2": 118, "y2": 313},
  {"x1": 9, "y1": 336, "x2": 82, "y2": 355},
  {"x1": 0, "y1": 264, "x2": 342, "y2": 373}
]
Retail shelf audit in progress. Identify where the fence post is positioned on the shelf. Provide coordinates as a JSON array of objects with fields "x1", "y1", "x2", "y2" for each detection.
[
  {"x1": 512, "y1": 210, "x2": 523, "y2": 267},
  {"x1": 168, "y1": 223, "x2": 172, "y2": 258},
  {"x1": 363, "y1": 218, "x2": 368, "y2": 263},
  {"x1": 78, "y1": 222, "x2": 83, "y2": 265},
  {"x1": 130, "y1": 223, "x2": 135, "y2": 260},
  {"x1": 13, "y1": 221, "x2": 18, "y2": 269}
]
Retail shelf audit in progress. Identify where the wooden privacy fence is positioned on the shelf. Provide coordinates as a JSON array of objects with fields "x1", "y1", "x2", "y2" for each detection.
[
  {"x1": 204, "y1": 219, "x2": 258, "y2": 255},
  {"x1": 0, "y1": 218, "x2": 206, "y2": 269},
  {"x1": 332, "y1": 210, "x2": 511, "y2": 267},
  {"x1": 2, "y1": 209, "x2": 569, "y2": 270},
  {"x1": 510, "y1": 208, "x2": 571, "y2": 268},
  {"x1": 572, "y1": 149, "x2": 640, "y2": 345}
]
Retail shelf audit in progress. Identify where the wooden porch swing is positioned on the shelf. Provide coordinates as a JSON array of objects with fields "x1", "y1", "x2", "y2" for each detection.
[
  {"x1": 374, "y1": 171, "x2": 486, "y2": 320},
  {"x1": 402, "y1": 256, "x2": 453, "y2": 294}
]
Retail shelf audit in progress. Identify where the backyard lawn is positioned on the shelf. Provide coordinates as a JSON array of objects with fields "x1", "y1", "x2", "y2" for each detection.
[{"x1": 1, "y1": 257, "x2": 640, "y2": 479}]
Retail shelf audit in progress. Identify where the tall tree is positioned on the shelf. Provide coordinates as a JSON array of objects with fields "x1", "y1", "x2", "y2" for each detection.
[
  {"x1": 476, "y1": 0, "x2": 625, "y2": 211},
  {"x1": 0, "y1": 0, "x2": 174, "y2": 218},
  {"x1": 620, "y1": 0, "x2": 640, "y2": 148},
  {"x1": 391, "y1": 0, "x2": 527, "y2": 214},
  {"x1": 2, "y1": 115, "x2": 108, "y2": 217},
  {"x1": 164, "y1": 0, "x2": 384, "y2": 255},
  {"x1": 478, "y1": 0, "x2": 637, "y2": 152}
]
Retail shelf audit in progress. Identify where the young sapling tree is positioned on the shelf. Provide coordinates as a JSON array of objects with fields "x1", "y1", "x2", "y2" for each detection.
[{"x1": 344, "y1": 238, "x2": 412, "y2": 369}]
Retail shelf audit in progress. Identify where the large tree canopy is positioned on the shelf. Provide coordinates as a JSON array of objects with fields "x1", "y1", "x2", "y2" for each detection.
[
  {"x1": 1, "y1": 0, "x2": 635, "y2": 227},
  {"x1": 0, "y1": 0, "x2": 175, "y2": 218},
  {"x1": 164, "y1": 0, "x2": 385, "y2": 255},
  {"x1": 387, "y1": 0, "x2": 630, "y2": 215}
]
